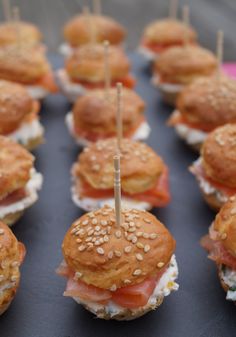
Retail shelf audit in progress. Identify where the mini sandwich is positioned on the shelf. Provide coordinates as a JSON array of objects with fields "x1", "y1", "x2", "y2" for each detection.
[
  {"x1": 57, "y1": 205, "x2": 178, "y2": 320},
  {"x1": 190, "y1": 124, "x2": 236, "y2": 211},
  {"x1": 168, "y1": 76, "x2": 236, "y2": 151},
  {"x1": 0, "y1": 44, "x2": 57, "y2": 100},
  {"x1": 71, "y1": 138, "x2": 170, "y2": 211},
  {"x1": 0, "y1": 21, "x2": 42, "y2": 47},
  {"x1": 65, "y1": 89, "x2": 150, "y2": 146},
  {"x1": 56, "y1": 44, "x2": 135, "y2": 102},
  {"x1": 152, "y1": 45, "x2": 217, "y2": 105},
  {"x1": 139, "y1": 18, "x2": 197, "y2": 61},
  {"x1": 0, "y1": 136, "x2": 43, "y2": 226},
  {"x1": 0, "y1": 80, "x2": 44, "y2": 150},
  {"x1": 201, "y1": 196, "x2": 236, "y2": 303},
  {"x1": 0, "y1": 221, "x2": 25, "y2": 315},
  {"x1": 60, "y1": 13, "x2": 126, "y2": 56}
]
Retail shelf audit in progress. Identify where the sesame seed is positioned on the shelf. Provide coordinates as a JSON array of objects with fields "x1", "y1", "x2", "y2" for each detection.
[
  {"x1": 136, "y1": 253, "x2": 143, "y2": 261},
  {"x1": 78, "y1": 245, "x2": 86, "y2": 252},
  {"x1": 82, "y1": 220, "x2": 89, "y2": 226},
  {"x1": 114, "y1": 250, "x2": 122, "y2": 257},
  {"x1": 101, "y1": 220, "x2": 108, "y2": 226},
  {"x1": 131, "y1": 236, "x2": 138, "y2": 244},
  {"x1": 128, "y1": 227, "x2": 136, "y2": 233},
  {"x1": 97, "y1": 247, "x2": 104, "y2": 255},
  {"x1": 88, "y1": 229, "x2": 94, "y2": 236},
  {"x1": 95, "y1": 226, "x2": 101, "y2": 231},
  {"x1": 230, "y1": 208, "x2": 236, "y2": 215},
  {"x1": 88, "y1": 213, "x2": 95, "y2": 218},
  {"x1": 103, "y1": 235, "x2": 109, "y2": 242},
  {"x1": 11, "y1": 261, "x2": 19, "y2": 267},
  {"x1": 221, "y1": 233, "x2": 227, "y2": 240},
  {"x1": 110, "y1": 284, "x2": 117, "y2": 292},
  {"x1": 129, "y1": 222, "x2": 135, "y2": 227},
  {"x1": 157, "y1": 262, "x2": 165, "y2": 268},
  {"x1": 124, "y1": 246, "x2": 132, "y2": 253},
  {"x1": 74, "y1": 272, "x2": 82, "y2": 280},
  {"x1": 136, "y1": 242, "x2": 144, "y2": 249},
  {"x1": 108, "y1": 251, "x2": 113, "y2": 259},
  {"x1": 92, "y1": 219, "x2": 98, "y2": 225},
  {"x1": 124, "y1": 279, "x2": 131, "y2": 284},
  {"x1": 11, "y1": 275, "x2": 18, "y2": 282},
  {"x1": 94, "y1": 240, "x2": 101, "y2": 246},
  {"x1": 85, "y1": 237, "x2": 92, "y2": 242},
  {"x1": 133, "y1": 269, "x2": 142, "y2": 276},
  {"x1": 143, "y1": 233, "x2": 149, "y2": 239},
  {"x1": 150, "y1": 233, "x2": 157, "y2": 239},
  {"x1": 144, "y1": 218, "x2": 151, "y2": 223},
  {"x1": 144, "y1": 244, "x2": 150, "y2": 253},
  {"x1": 76, "y1": 238, "x2": 82, "y2": 243},
  {"x1": 136, "y1": 232, "x2": 143, "y2": 237},
  {"x1": 115, "y1": 230, "x2": 122, "y2": 238}
]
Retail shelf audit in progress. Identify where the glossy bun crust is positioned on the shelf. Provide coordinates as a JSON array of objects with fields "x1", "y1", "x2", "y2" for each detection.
[
  {"x1": 0, "y1": 222, "x2": 25, "y2": 315},
  {"x1": 143, "y1": 19, "x2": 197, "y2": 45},
  {"x1": 73, "y1": 138, "x2": 165, "y2": 194},
  {"x1": 212, "y1": 196, "x2": 236, "y2": 258},
  {"x1": 0, "y1": 45, "x2": 50, "y2": 84},
  {"x1": 201, "y1": 124, "x2": 236, "y2": 188},
  {"x1": 0, "y1": 136, "x2": 34, "y2": 200},
  {"x1": 63, "y1": 14, "x2": 126, "y2": 47},
  {"x1": 65, "y1": 44, "x2": 130, "y2": 83},
  {"x1": 177, "y1": 76, "x2": 236, "y2": 129},
  {"x1": 0, "y1": 21, "x2": 42, "y2": 47},
  {"x1": 62, "y1": 205, "x2": 175, "y2": 290},
  {"x1": 72, "y1": 88, "x2": 145, "y2": 137},
  {"x1": 154, "y1": 45, "x2": 217, "y2": 84},
  {"x1": 0, "y1": 80, "x2": 35, "y2": 134}
]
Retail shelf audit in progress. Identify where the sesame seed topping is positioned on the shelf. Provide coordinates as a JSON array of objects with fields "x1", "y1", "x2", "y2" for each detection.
[
  {"x1": 136, "y1": 253, "x2": 143, "y2": 261},
  {"x1": 74, "y1": 272, "x2": 82, "y2": 280},
  {"x1": 131, "y1": 236, "x2": 138, "y2": 244},
  {"x1": 142, "y1": 233, "x2": 149, "y2": 239},
  {"x1": 144, "y1": 218, "x2": 151, "y2": 223},
  {"x1": 76, "y1": 238, "x2": 82, "y2": 243},
  {"x1": 136, "y1": 232, "x2": 143, "y2": 237},
  {"x1": 85, "y1": 237, "x2": 92, "y2": 242},
  {"x1": 78, "y1": 245, "x2": 86, "y2": 252},
  {"x1": 94, "y1": 240, "x2": 101, "y2": 246},
  {"x1": 124, "y1": 246, "x2": 132, "y2": 253},
  {"x1": 221, "y1": 233, "x2": 227, "y2": 240},
  {"x1": 0, "y1": 228, "x2": 5, "y2": 235},
  {"x1": 97, "y1": 247, "x2": 104, "y2": 255},
  {"x1": 124, "y1": 279, "x2": 131, "y2": 284},
  {"x1": 115, "y1": 230, "x2": 122, "y2": 238},
  {"x1": 133, "y1": 269, "x2": 142, "y2": 276},
  {"x1": 11, "y1": 275, "x2": 18, "y2": 282},
  {"x1": 101, "y1": 220, "x2": 108, "y2": 226},
  {"x1": 230, "y1": 208, "x2": 236, "y2": 215},
  {"x1": 103, "y1": 235, "x2": 109, "y2": 242},
  {"x1": 157, "y1": 262, "x2": 165, "y2": 268},
  {"x1": 128, "y1": 227, "x2": 136, "y2": 232},
  {"x1": 136, "y1": 242, "x2": 144, "y2": 249},
  {"x1": 150, "y1": 233, "x2": 158, "y2": 239},
  {"x1": 108, "y1": 251, "x2": 113, "y2": 259},
  {"x1": 82, "y1": 220, "x2": 89, "y2": 226},
  {"x1": 110, "y1": 284, "x2": 117, "y2": 292},
  {"x1": 144, "y1": 244, "x2": 150, "y2": 253},
  {"x1": 114, "y1": 250, "x2": 122, "y2": 257},
  {"x1": 88, "y1": 229, "x2": 94, "y2": 236},
  {"x1": 11, "y1": 261, "x2": 19, "y2": 267},
  {"x1": 92, "y1": 219, "x2": 98, "y2": 225},
  {"x1": 95, "y1": 226, "x2": 101, "y2": 231}
]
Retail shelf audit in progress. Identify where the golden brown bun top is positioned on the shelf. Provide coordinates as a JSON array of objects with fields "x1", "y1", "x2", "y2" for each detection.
[
  {"x1": 177, "y1": 76, "x2": 236, "y2": 129},
  {"x1": 0, "y1": 21, "x2": 42, "y2": 47},
  {"x1": 0, "y1": 80, "x2": 35, "y2": 134},
  {"x1": 201, "y1": 124, "x2": 236, "y2": 188},
  {"x1": 213, "y1": 196, "x2": 236, "y2": 258},
  {"x1": 63, "y1": 14, "x2": 126, "y2": 47},
  {"x1": 154, "y1": 45, "x2": 217, "y2": 78},
  {"x1": 72, "y1": 88, "x2": 144, "y2": 134},
  {"x1": 65, "y1": 43, "x2": 130, "y2": 82},
  {"x1": 143, "y1": 19, "x2": 197, "y2": 45},
  {"x1": 0, "y1": 44, "x2": 50, "y2": 84},
  {"x1": 0, "y1": 136, "x2": 34, "y2": 200},
  {"x1": 0, "y1": 221, "x2": 25, "y2": 286},
  {"x1": 62, "y1": 205, "x2": 175, "y2": 290},
  {"x1": 74, "y1": 138, "x2": 165, "y2": 194}
]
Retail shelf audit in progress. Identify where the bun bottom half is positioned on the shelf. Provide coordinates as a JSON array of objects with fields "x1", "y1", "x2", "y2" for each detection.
[
  {"x1": 0, "y1": 281, "x2": 19, "y2": 316},
  {"x1": 24, "y1": 134, "x2": 44, "y2": 151}
]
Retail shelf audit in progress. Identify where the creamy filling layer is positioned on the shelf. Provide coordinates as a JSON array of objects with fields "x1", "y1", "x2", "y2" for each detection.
[
  {"x1": 192, "y1": 158, "x2": 228, "y2": 204},
  {"x1": 152, "y1": 75, "x2": 183, "y2": 93},
  {"x1": 56, "y1": 69, "x2": 86, "y2": 102},
  {"x1": 73, "y1": 254, "x2": 178, "y2": 317},
  {"x1": 0, "y1": 168, "x2": 43, "y2": 220},
  {"x1": 27, "y1": 86, "x2": 49, "y2": 100},
  {"x1": 65, "y1": 112, "x2": 150, "y2": 146},
  {"x1": 58, "y1": 43, "x2": 73, "y2": 56},
  {"x1": 137, "y1": 46, "x2": 157, "y2": 61},
  {"x1": 8, "y1": 119, "x2": 44, "y2": 146},
  {"x1": 174, "y1": 120, "x2": 207, "y2": 146},
  {"x1": 220, "y1": 265, "x2": 236, "y2": 301}
]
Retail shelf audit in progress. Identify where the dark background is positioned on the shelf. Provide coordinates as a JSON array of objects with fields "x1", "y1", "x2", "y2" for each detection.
[{"x1": 0, "y1": 0, "x2": 236, "y2": 58}]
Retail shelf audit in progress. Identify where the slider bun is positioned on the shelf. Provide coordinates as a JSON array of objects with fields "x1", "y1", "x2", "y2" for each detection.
[
  {"x1": 201, "y1": 124, "x2": 236, "y2": 188},
  {"x1": 0, "y1": 136, "x2": 34, "y2": 200},
  {"x1": 212, "y1": 196, "x2": 236, "y2": 258},
  {"x1": 177, "y1": 76, "x2": 236, "y2": 129},
  {"x1": 74, "y1": 138, "x2": 164, "y2": 194},
  {"x1": 72, "y1": 88, "x2": 144, "y2": 138},
  {"x1": 154, "y1": 45, "x2": 217, "y2": 84},
  {"x1": 62, "y1": 205, "x2": 175, "y2": 290},
  {"x1": 0, "y1": 45, "x2": 50, "y2": 84},
  {"x1": 65, "y1": 44, "x2": 130, "y2": 83},
  {"x1": 63, "y1": 14, "x2": 126, "y2": 47},
  {"x1": 0, "y1": 21, "x2": 42, "y2": 47},
  {"x1": 0, "y1": 222, "x2": 25, "y2": 315},
  {"x1": 0, "y1": 80, "x2": 35, "y2": 134},
  {"x1": 143, "y1": 19, "x2": 197, "y2": 45}
]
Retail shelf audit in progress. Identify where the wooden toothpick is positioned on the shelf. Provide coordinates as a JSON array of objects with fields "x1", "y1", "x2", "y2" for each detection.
[
  {"x1": 103, "y1": 40, "x2": 110, "y2": 99},
  {"x1": 2, "y1": 0, "x2": 11, "y2": 21},
  {"x1": 114, "y1": 154, "x2": 121, "y2": 227},
  {"x1": 12, "y1": 6, "x2": 21, "y2": 47},
  {"x1": 216, "y1": 30, "x2": 224, "y2": 78},
  {"x1": 182, "y1": 5, "x2": 189, "y2": 46},
  {"x1": 116, "y1": 82, "x2": 123, "y2": 153},
  {"x1": 169, "y1": 0, "x2": 178, "y2": 19},
  {"x1": 93, "y1": 0, "x2": 101, "y2": 16},
  {"x1": 83, "y1": 6, "x2": 96, "y2": 45}
]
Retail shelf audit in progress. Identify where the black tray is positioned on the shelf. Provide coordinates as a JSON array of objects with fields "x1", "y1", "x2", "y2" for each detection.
[{"x1": 1, "y1": 54, "x2": 235, "y2": 337}]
